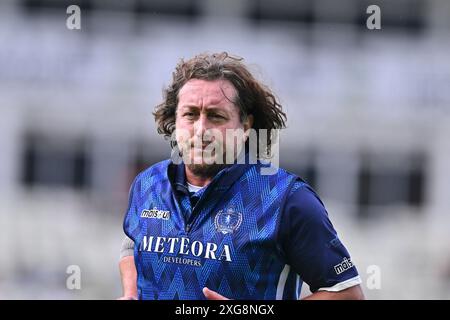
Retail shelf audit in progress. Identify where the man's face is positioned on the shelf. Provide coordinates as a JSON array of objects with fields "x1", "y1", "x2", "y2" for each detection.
[{"x1": 175, "y1": 79, "x2": 252, "y2": 178}]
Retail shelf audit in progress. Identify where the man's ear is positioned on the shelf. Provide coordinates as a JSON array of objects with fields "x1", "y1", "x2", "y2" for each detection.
[
  {"x1": 243, "y1": 115, "x2": 254, "y2": 142},
  {"x1": 244, "y1": 114, "x2": 254, "y2": 132}
]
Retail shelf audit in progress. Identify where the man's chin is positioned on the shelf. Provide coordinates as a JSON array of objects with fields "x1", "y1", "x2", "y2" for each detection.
[{"x1": 186, "y1": 163, "x2": 227, "y2": 179}]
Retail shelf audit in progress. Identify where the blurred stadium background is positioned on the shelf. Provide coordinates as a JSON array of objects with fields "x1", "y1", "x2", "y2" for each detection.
[{"x1": 0, "y1": 0, "x2": 449, "y2": 299}]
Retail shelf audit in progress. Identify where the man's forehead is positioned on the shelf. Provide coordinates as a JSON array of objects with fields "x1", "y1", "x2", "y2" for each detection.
[{"x1": 178, "y1": 79, "x2": 237, "y2": 106}]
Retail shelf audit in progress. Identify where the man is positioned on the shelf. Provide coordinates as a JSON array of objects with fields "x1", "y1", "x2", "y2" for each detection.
[{"x1": 119, "y1": 52, "x2": 364, "y2": 300}]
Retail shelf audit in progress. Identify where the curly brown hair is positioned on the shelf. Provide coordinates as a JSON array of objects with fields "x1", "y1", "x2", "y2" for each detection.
[{"x1": 153, "y1": 52, "x2": 287, "y2": 157}]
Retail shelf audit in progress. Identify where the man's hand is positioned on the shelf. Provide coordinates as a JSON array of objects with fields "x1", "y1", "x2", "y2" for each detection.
[
  {"x1": 203, "y1": 287, "x2": 230, "y2": 300},
  {"x1": 117, "y1": 296, "x2": 137, "y2": 300},
  {"x1": 202, "y1": 285, "x2": 364, "y2": 300},
  {"x1": 118, "y1": 256, "x2": 138, "y2": 300}
]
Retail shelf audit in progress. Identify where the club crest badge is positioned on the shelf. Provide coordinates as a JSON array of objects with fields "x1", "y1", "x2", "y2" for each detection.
[{"x1": 214, "y1": 207, "x2": 243, "y2": 234}]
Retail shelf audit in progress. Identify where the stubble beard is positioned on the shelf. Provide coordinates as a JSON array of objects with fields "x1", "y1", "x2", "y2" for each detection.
[
  {"x1": 184, "y1": 148, "x2": 228, "y2": 179},
  {"x1": 185, "y1": 162, "x2": 228, "y2": 179}
]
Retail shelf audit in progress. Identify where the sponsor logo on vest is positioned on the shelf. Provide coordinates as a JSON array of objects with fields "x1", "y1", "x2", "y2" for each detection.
[
  {"x1": 214, "y1": 208, "x2": 242, "y2": 234},
  {"x1": 140, "y1": 208, "x2": 170, "y2": 220},
  {"x1": 334, "y1": 257, "x2": 354, "y2": 275},
  {"x1": 139, "y1": 236, "x2": 232, "y2": 262},
  {"x1": 163, "y1": 256, "x2": 202, "y2": 267}
]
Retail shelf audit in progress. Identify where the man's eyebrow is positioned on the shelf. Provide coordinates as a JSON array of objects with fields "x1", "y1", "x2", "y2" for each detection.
[
  {"x1": 178, "y1": 104, "x2": 200, "y2": 110},
  {"x1": 178, "y1": 104, "x2": 230, "y2": 113},
  {"x1": 205, "y1": 107, "x2": 229, "y2": 114}
]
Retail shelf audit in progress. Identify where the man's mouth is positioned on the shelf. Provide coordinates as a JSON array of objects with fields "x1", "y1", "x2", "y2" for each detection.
[{"x1": 190, "y1": 142, "x2": 214, "y2": 149}]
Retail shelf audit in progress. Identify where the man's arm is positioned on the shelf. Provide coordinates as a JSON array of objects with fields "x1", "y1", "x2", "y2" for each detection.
[
  {"x1": 118, "y1": 236, "x2": 137, "y2": 300},
  {"x1": 119, "y1": 256, "x2": 138, "y2": 299},
  {"x1": 302, "y1": 284, "x2": 365, "y2": 300},
  {"x1": 281, "y1": 183, "x2": 364, "y2": 298},
  {"x1": 203, "y1": 284, "x2": 365, "y2": 300}
]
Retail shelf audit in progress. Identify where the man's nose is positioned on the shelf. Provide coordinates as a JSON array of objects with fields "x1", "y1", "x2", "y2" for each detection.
[{"x1": 194, "y1": 114, "x2": 209, "y2": 138}]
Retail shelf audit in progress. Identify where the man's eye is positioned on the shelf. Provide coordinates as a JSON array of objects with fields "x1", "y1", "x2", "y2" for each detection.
[
  {"x1": 210, "y1": 114, "x2": 225, "y2": 119},
  {"x1": 184, "y1": 112, "x2": 196, "y2": 117}
]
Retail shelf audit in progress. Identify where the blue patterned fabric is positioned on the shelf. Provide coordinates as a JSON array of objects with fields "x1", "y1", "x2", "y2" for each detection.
[{"x1": 123, "y1": 159, "x2": 359, "y2": 300}]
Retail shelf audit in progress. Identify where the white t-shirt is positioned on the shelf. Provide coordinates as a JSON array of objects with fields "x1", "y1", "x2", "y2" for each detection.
[{"x1": 186, "y1": 182, "x2": 205, "y2": 194}]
